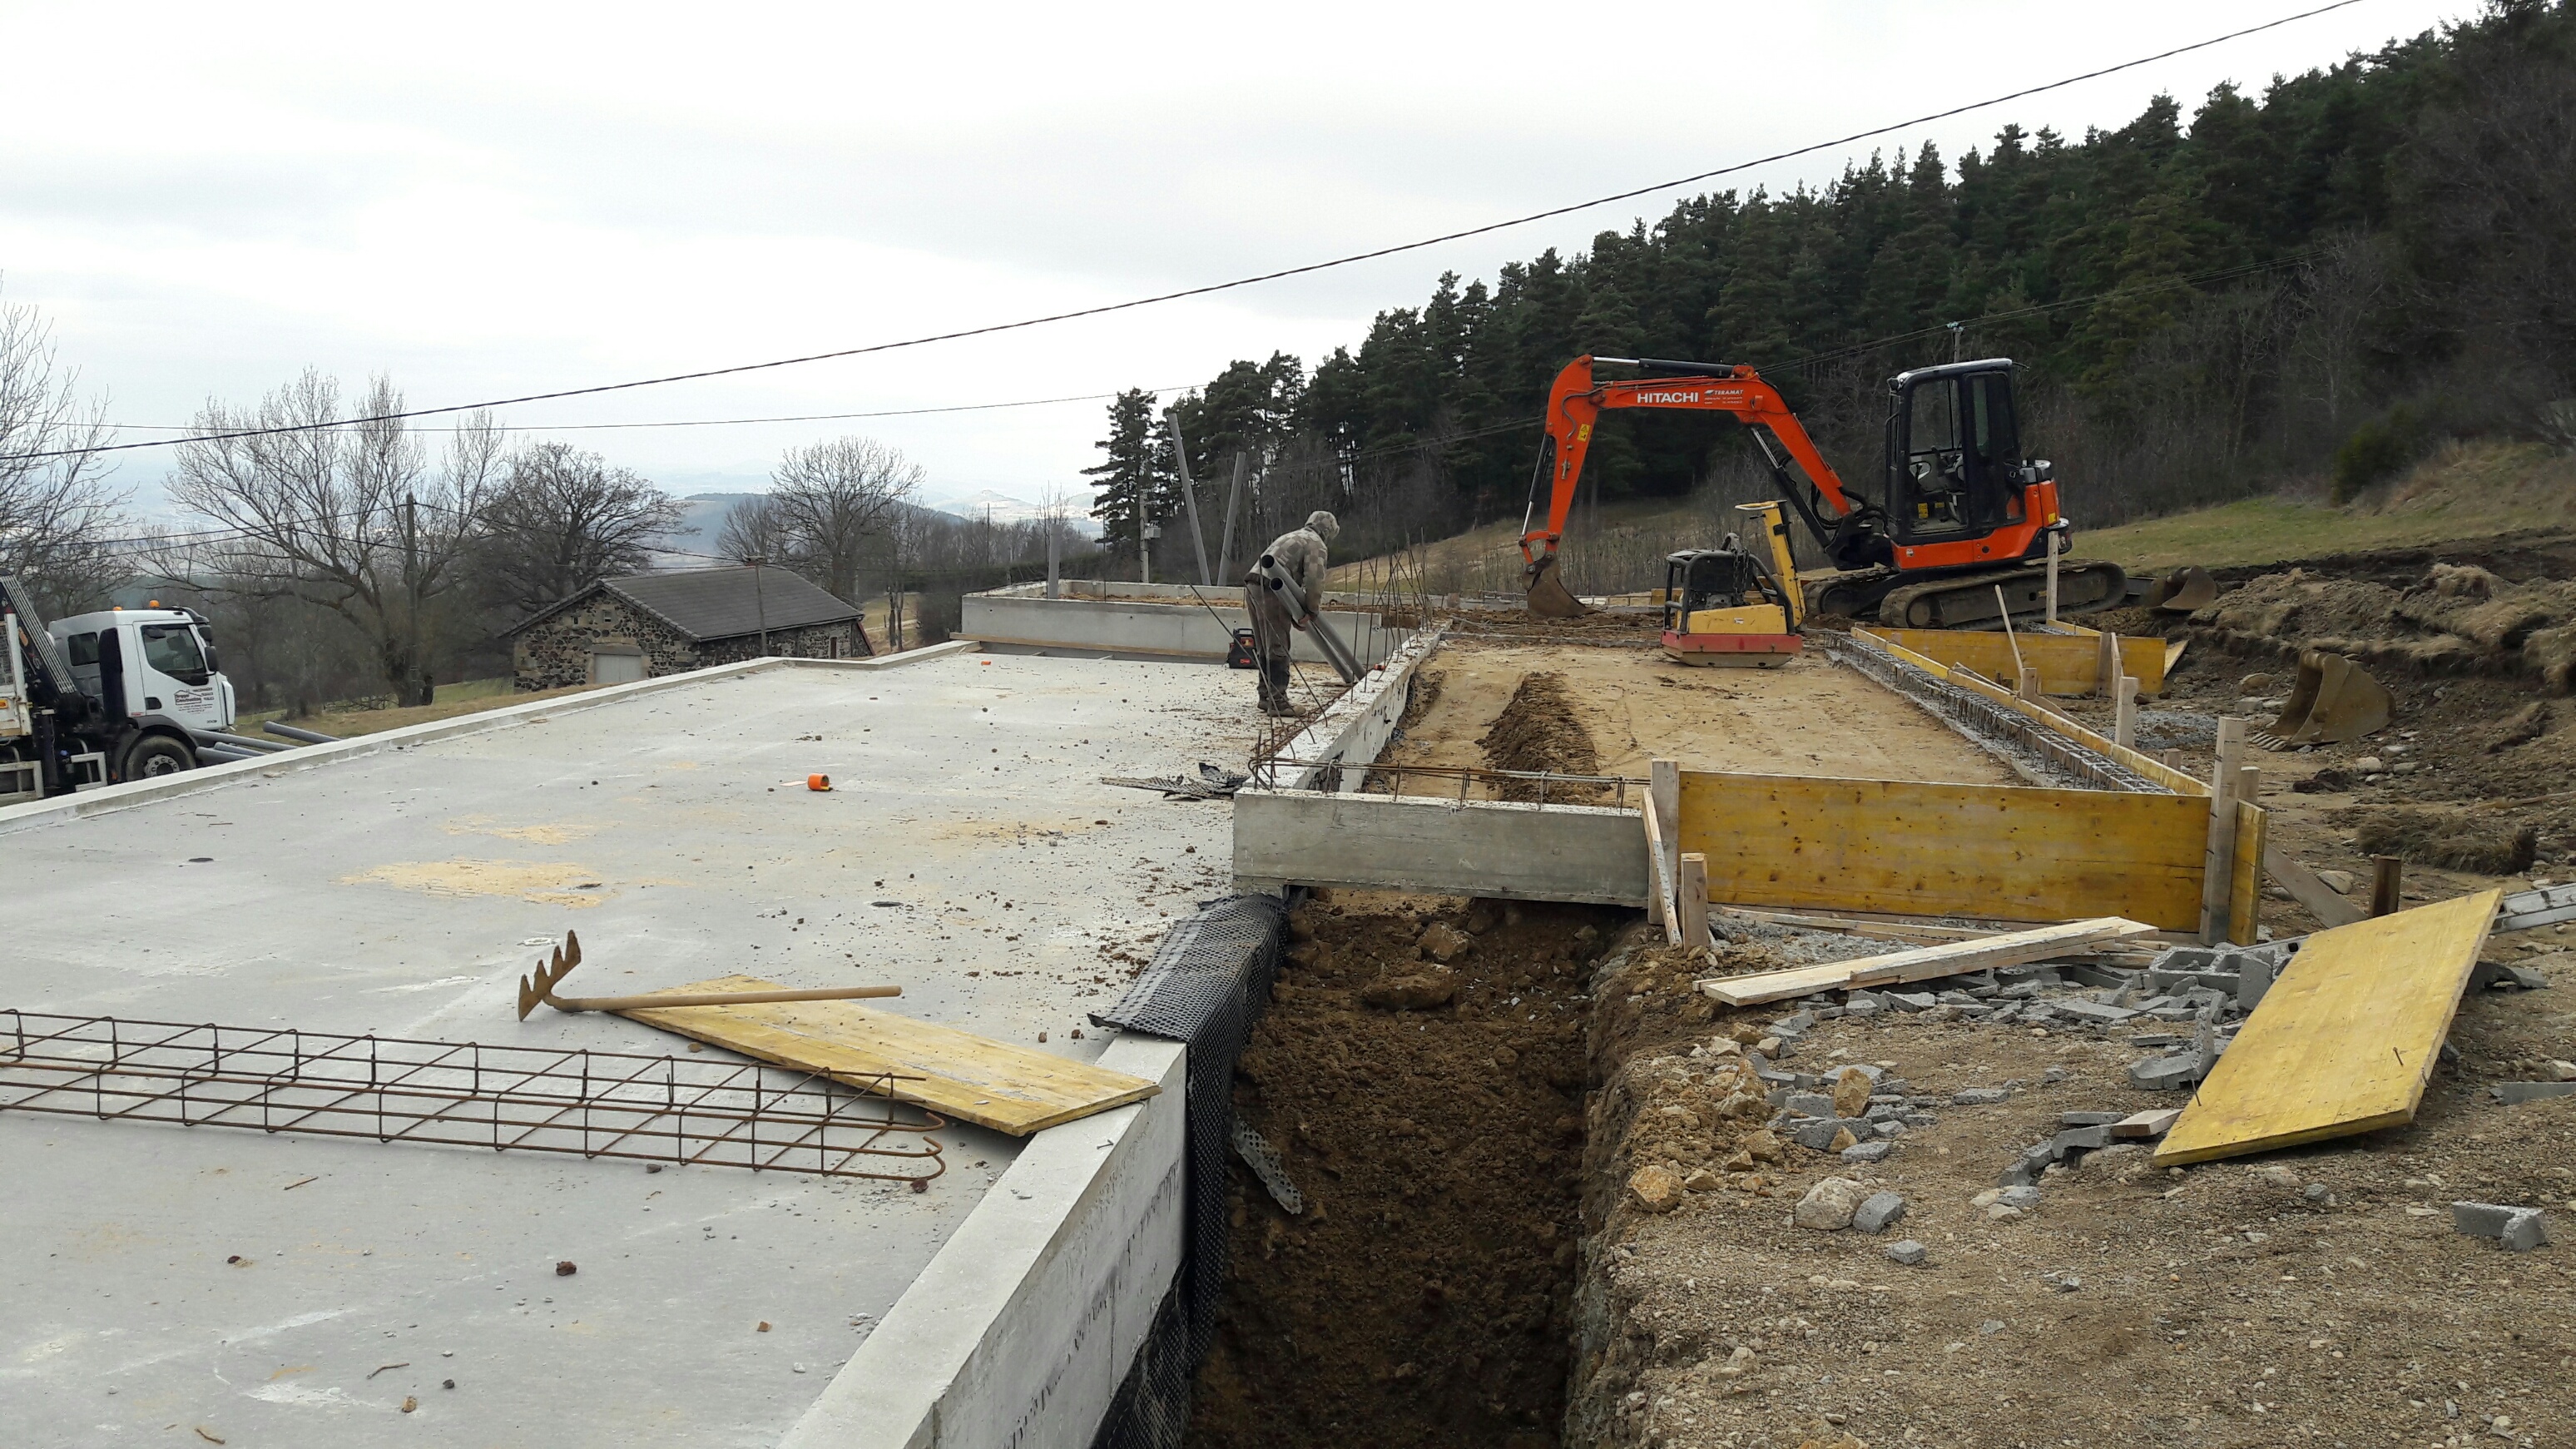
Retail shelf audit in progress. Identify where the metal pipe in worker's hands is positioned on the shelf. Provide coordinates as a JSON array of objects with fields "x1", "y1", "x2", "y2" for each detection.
[{"x1": 1257, "y1": 555, "x2": 1361, "y2": 684}]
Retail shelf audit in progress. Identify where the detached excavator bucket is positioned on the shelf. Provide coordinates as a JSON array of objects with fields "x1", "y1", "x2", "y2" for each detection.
[
  {"x1": 2145, "y1": 565, "x2": 2218, "y2": 613},
  {"x1": 1523, "y1": 553, "x2": 1590, "y2": 619},
  {"x1": 2258, "y1": 651, "x2": 2392, "y2": 747}
]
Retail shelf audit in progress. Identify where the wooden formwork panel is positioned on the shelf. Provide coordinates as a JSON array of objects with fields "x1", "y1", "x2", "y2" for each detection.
[
  {"x1": 2156, "y1": 891, "x2": 2500, "y2": 1165},
  {"x1": 1674, "y1": 770, "x2": 2209, "y2": 929},
  {"x1": 1866, "y1": 627, "x2": 2167, "y2": 695},
  {"x1": 2227, "y1": 800, "x2": 2269, "y2": 945}
]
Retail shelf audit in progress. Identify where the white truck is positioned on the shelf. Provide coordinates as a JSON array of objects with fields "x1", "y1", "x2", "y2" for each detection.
[{"x1": 2, "y1": 573, "x2": 241, "y2": 802}]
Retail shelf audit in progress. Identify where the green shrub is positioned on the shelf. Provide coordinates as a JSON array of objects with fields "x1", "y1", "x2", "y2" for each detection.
[{"x1": 2332, "y1": 406, "x2": 2425, "y2": 504}]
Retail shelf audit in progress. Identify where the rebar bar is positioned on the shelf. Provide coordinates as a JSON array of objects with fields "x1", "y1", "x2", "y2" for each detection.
[{"x1": 0, "y1": 1011, "x2": 944, "y2": 1183}]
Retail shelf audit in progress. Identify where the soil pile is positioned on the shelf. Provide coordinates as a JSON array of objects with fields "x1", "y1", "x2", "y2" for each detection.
[
  {"x1": 2192, "y1": 562, "x2": 2576, "y2": 689},
  {"x1": 2347, "y1": 805, "x2": 2540, "y2": 873},
  {"x1": 1186, "y1": 896, "x2": 1625, "y2": 1449},
  {"x1": 1478, "y1": 672, "x2": 1605, "y2": 799}
]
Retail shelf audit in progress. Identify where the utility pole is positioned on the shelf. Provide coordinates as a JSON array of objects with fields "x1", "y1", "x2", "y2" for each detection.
[
  {"x1": 1948, "y1": 321, "x2": 1964, "y2": 363},
  {"x1": 1162, "y1": 408, "x2": 1213, "y2": 586},
  {"x1": 401, "y1": 493, "x2": 424, "y2": 706},
  {"x1": 1216, "y1": 452, "x2": 1248, "y2": 585},
  {"x1": 746, "y1": 555, "x2": 770, "y2": 656}
]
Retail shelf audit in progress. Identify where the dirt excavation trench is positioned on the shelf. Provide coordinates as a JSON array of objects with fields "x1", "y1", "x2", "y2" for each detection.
[{"x1": 1187, "y1": 892, "x2": 1619, "y2": 1448}]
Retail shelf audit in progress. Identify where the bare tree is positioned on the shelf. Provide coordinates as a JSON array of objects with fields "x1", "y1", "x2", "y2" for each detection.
[
  {"x1": 166, "y1": 370, "x2": 501, "y2": 706},
  {"x1": 759, "y1": 436, "x2": 923, "y2": 602},
  {"x1": 716, "y1": 494, "x2": 792, "y2": 565},
  {"x1": 0, "y1": 289, "x2": 127, "y2": 614},
  {"x1": 473, "y1": 442, "x2": 680, "y2": 620}
]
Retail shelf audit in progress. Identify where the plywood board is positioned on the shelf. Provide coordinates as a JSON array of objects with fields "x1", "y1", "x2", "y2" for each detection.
[
  {"x1": 1868, "y1": 627, "x2": 2167, "y2": 695},
  {"x1": 1698, "y1": 916, "x2": 2154, "y2": 1006},
  {"x1": 1675, "y1": 770, "x2": 2208, "y2": 929},
  {"x1": 2153, "y1": 891, "x2": 2502, "y2": 1166},
  {"x1": 618, "y1": 975, "x2": 1159, "y2": 1136}
]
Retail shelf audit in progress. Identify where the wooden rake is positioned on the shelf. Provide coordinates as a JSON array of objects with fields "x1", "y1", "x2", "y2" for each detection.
[{"x1": 514, "y1": 930, "x2": 902, "y2": 1020}]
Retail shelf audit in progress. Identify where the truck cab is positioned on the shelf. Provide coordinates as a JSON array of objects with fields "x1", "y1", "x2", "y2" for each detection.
[
  {"x1": 2, "y1": 581, "x2": 237, "y2": 801},
  {"x1": 52, "y1": 608, "x2": 236, "y2": 775}
]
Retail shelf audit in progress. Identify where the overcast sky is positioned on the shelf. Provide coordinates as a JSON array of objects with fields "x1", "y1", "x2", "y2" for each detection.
[{"x1": 1, "y1": 0, "x2": 2475, "y2": 513}]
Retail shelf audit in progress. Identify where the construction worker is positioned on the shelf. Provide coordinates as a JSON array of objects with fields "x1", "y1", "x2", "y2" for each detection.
[{"x1": 1241, "y1": 510, "x2": 1339, "y2": 716}]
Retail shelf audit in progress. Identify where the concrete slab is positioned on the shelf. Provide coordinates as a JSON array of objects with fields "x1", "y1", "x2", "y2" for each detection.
[{"x1": 0, "y1": 651, "x2": 1256, "y2": 1446}]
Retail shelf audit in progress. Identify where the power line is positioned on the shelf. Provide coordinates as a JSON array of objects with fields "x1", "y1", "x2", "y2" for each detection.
[
  {"x1": 0, "y1": 0, "x2": 2366, "y2": 467},
  {"x1": 86, "y1": 385, "x2": 1191, "y2": 437}
]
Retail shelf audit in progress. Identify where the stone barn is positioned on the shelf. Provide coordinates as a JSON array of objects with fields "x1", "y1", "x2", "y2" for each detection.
[{"x1": 506, "y1": 566, "x2": 872, "y2": 691}]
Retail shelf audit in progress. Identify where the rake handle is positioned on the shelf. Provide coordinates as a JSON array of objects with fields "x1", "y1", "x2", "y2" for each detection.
[{"x1": 550, "y1": 985, "x2": 903, "y2": 1014}]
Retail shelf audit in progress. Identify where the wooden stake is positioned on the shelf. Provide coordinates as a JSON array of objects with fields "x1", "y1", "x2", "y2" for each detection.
[
  {"x1": 2045, "y1": 531, "x2": 2061, "y2": 623},
  {"x1": 2096, "y1": 628, "x2": 2119, "y2": 697},
  {"x1": 2370, "y1": 855, "x2": 2405, "y2": 917},
  {"x1": 2114, "y1": 675, "x2": 2140, "y2": 749},
  {"x1": 2200, "y1": 717, "x2": 2248, "y2": 943},
  {"x1": 1677, "y1": 852, "x2": 1712, "y2": 953}
]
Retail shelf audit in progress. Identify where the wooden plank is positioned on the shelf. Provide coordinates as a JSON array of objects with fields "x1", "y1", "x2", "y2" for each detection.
[
  {"x1": 1675, "y1": 770, "x2": 2207, "y2": 929},
  {"x1": 2227, "y1": 793, "x2": 2266, "y2": 947},
  {"x1": 2153, "y1": 891, "x2": 2502, "y2": 1166},
  {"x1": 1867, "y1": 626, "x2": 2166, "y2": 695},
  {"x1": 2111, "y1": 1108, "x2": 2180, "y2": 1139},
  {"x1": 1677, "y1": 853, "x2": 1712, "y2": 951},
  {"x1": 1857, "y1": 629, "x2": 2204, "y2": 795},
  {"x1": 1698, "y1": 916, "x2": 2155, "y2": 1006},
  {"x1": 2199, "y1": 719, "x2": 2247, "y2": 943},
  {"x1": 2263, "y1": 843, "x2": 2366, "y2": 928},
  {"x1": 1642, "y1": 790, "x2": 1679, "y2": 941},
  {"x1": 618, "y1": 975, "x2": 1159, "y2": 1136}
]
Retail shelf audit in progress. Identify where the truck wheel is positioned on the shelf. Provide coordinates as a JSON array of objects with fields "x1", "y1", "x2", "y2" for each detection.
[{"x1": 124, "y1": 736, "x2": 196, "y2": 779}]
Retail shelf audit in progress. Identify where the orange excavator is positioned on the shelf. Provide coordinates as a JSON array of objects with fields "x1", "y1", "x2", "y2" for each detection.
[{"x1": 1518, "y1": 355, "x2": 2125, "y2": 627}]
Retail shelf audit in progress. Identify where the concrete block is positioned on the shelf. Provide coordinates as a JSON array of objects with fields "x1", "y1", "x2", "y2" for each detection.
[
  {"x1": 2233, "y1": 952, "x2": 2278, "y2": 1011},
  {"x1": 2053, "y1": 1124, "x2": 2112, "y2": 1154},
  {"x1": 2149, "y1": 945, "x2": 2222, "y2": 974},
  {"x1": 1952, "y1": 1087, "x2": 2009, "y2": 1106},
  {"x1": 1784, "y1": 1093, "x2": 1837, "y2": 1119},
  {"x1": 2496, "y1": 1082, "x2": 2576, "y2": 1105},
  {"x1": 2059, "y1": 1111, "x2": 2126, "y2": 1127},
  {"x1": 1885, "y1": 1239, "x2": 1929, "y2": 1266},
  {"x1": 2051, "y1": 1000, "x2": 2141, "y2": 1025},
  {"x1": 1852, "y1": 1191, "x2": 1908, "y2": 1235},
  {"x1": 1840, "y1": 1140, "x2": 1893, "y2": 1164},
  {"x1": 1791, "y1": 1116, "x2": 1874, "y2": 1152},
  {"x1": 2127, "y1": 1054, "x2": 2207, "y2": 1090},
  {"x1": 1886, "y1": 991, "x2": 1938, "y2": 1012},
  {"x1": 1872, "y1": 1119, "x2": 1906, "y2": 1139},
  {"x1": 2452, "y1": 1202, "x2": 2551, "y2": 1252},
  {"x1": 1842, "y1": 997, "x2": 1882, "y2": 1019}
]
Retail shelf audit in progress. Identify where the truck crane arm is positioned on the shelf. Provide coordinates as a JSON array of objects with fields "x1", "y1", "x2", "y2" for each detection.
[{"x1": 1518, "y1": 355, "x2": 1890, "y2": 595}]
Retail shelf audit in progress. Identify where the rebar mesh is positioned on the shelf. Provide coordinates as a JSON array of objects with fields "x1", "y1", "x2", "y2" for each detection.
[
  {"x1": 0, "y1": 1011, "x2": 945, "y2": 1183},
  {"x1": 1825, "y1": 632, "x2": 2167, "y2": 793}
]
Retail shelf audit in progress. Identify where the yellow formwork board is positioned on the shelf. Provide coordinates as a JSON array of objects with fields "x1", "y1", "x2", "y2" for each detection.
[
  {"x1": 2227, "y1": 801, "x2": 2268, "y2": 946},
  {"x1": 1868, "y1": 627, "x2": 2167, "y2": 695},
  {"x1": 620, "y1": 975, "x2": 1160, "y2": 1136},
  {"x1": 1673, "y1": 771, "x2": 2208, "y2": 929},
  {"x1": 2155, "y1": 890, "x2": 2501, "y2": 1166}
]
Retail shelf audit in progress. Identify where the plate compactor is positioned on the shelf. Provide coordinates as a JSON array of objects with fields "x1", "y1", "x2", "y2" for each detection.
[{"x1": 1660, "y1": 501, "x2": 1805, "y2": 667}]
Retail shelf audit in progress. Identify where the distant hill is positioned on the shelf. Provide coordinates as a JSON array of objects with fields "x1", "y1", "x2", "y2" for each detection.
[{"x1": 929, "y1": 490, "x2": 1102, "y2": 538}]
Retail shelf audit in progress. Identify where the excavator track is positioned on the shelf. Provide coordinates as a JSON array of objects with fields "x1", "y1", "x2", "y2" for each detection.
[{"x1": 1871, "y1": 561, "x2": 2128, "y2": 628}]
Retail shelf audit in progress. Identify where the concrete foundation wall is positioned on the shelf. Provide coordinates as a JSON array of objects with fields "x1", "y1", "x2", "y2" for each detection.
[
  {"x1": 1233, "y1": 789, "x2": 1651, "y2": 906},
  {"x1": 785, "y1": 1035, "x2": 1188, "y2": 1449},
  {"x1": 961, "y1": 591, "x2": 1406, "y2": 668},
  {"x1": 1253, "y1": 624, "x2": 1444, "y2": 792}
]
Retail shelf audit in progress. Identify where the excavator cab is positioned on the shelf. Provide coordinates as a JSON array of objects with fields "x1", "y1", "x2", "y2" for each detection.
[{"x1": 1885, "y1": 361, "x2": 2032, "y2": 545}]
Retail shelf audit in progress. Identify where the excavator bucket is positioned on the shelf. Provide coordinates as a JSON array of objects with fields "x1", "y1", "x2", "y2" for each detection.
[
  {"x1": 2145, "y1": 565, "x2": 2218, "y2": 613},
  {"x1": 2257, "y1": 651, "x2": 2391, "y2": 747},
  {"x1": 1523, "y1": 553, "x2": 1590, "y2": 620}
]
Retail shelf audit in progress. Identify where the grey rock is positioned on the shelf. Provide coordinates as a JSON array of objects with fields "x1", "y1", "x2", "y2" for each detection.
[
  {"x1": 1840, "y1": 1140, "x2": 1894, "y2": 1164},
  {"x1": 1852, "y1": 1190, "x2": 1907, "y2": 1234},
  {"x1": 1901, "y1": 1112, "x2": 1939, "y2": 1128},
  {"x1": 1784, "y1": 1092, "x2": 1837, "y2": 1118},
  {"x1": 1996, "y1": 1159, "x2": 2039, "y2": 1188},
  {"x1": 1996, "y1": 1184, "x2": 2041, "y2": 1209},
  {"x1": 2051, "y1": 1000, "x2": 2142, "y2": 1025},
  {"x1": 1864, "y1": 1102, "x2": 1901, "y2": 1122},
  {"x1": 1872, "y1": 1119, "x2": 1906, "y2": 1139},
  {"x1": 1842, "y1": 998, "x2": 1882, "y2": 1018},
  {"x1": 1789, "y1": 1116, "x2": 1875, "y2": 1152},
  {"x1": 1952, "y1": 1087, "x2": 2010, "y2": 1106},
  {"x1": 2060, "y1": 1111, "x2": 2126, "y2": 1127},
  {"x1": 1885, "y1": 1238, "x2": 1929, "y2": 1266},
  {"x1": 1886, "y1": 991, "x2": 1938, "y2": 1012},
  {"x1": 1998, "y1": 981, "x2": 2043, "y2": 1000}
]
